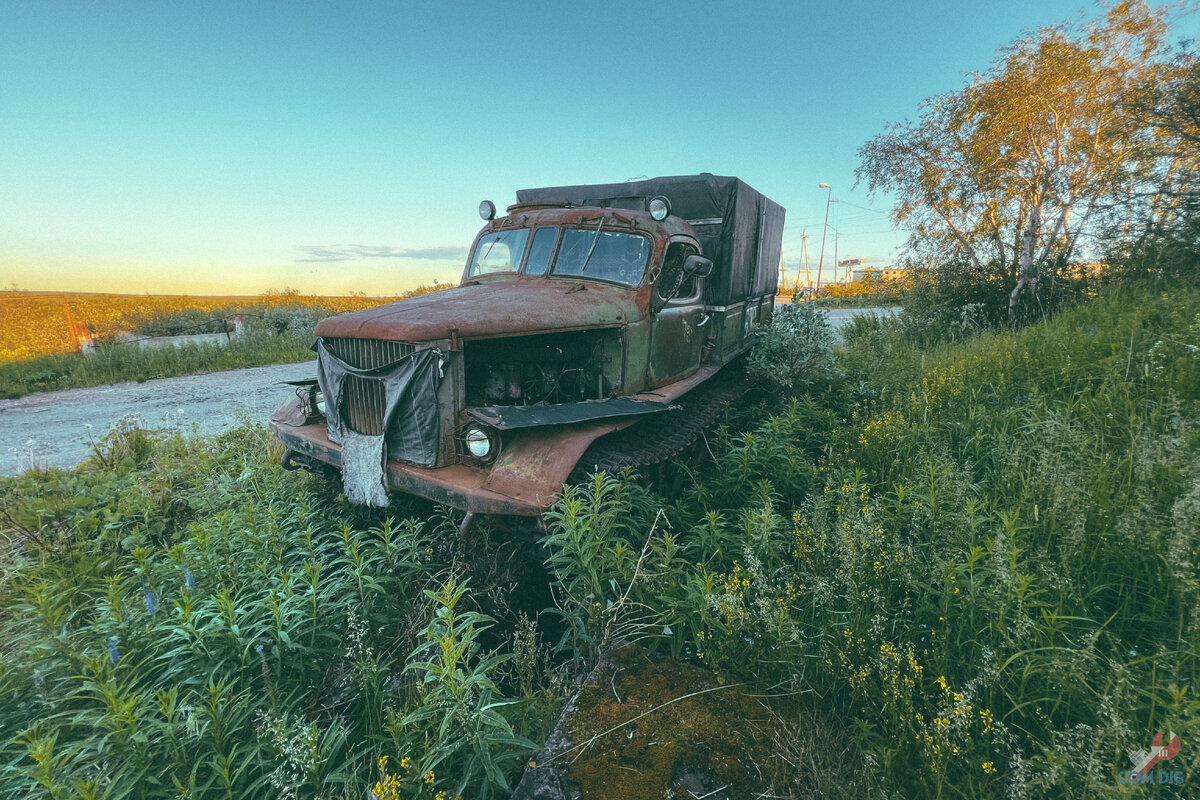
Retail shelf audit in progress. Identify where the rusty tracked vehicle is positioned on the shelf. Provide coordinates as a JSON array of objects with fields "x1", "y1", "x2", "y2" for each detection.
[{"x1": 270, "y1": 174, "x2": 784, "y2": 522}]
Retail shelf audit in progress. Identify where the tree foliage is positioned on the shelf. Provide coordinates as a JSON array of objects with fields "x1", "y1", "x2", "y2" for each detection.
[{"x1": 857, "y1": 1, "x2": 1194, "y2": 318}]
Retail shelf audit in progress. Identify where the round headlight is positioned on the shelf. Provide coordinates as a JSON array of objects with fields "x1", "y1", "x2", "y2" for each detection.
[
  {"x1": 464, "y1": 425, "x2": 496, "y2": 461},
  {"x1": 649, "y1": 196, "x2": 671, "y2": 221},
  {"x1": 314, "y1": 391, "x2": 326, "y2": 414},
  {"x1": 479, "y1": 200, "x2": 497, "y2": 221}
]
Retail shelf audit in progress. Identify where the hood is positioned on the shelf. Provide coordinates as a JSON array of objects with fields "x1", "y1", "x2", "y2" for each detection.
[{"x1": 314, "y1": 278, "x2": 645, "y2": 342}]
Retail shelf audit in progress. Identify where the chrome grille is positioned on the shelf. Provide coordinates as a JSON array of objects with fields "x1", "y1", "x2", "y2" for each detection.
[
  {"x1": 341, "y1": 375, "x2": 387, "y2": 435},
  {"x1": 321, "y1": 337, "x2": 416, "y2": 436},
  {"x1": 322, "y1": 337, "x2": 415, "y2": 370}
]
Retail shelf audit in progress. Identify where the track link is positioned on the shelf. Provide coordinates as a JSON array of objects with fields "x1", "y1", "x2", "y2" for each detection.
[{"x1": 572, "y1": 366, "x2": 748, "y2": 479}]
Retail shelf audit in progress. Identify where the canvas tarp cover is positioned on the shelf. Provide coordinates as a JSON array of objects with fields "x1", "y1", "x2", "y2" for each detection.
[
  {"x1": 516, "y1": 174, "x2": 785, "y2": 306},
  {"x1": 316, "y1": 342, "x2": 443, "y2": 504}
]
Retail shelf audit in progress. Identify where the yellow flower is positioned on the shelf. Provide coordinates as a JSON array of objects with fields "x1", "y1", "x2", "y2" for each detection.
[
  {"x1": 982, "y1": 761, "x2": 996, "y2": 774},
  {"x1": 424, "y1": 770, "x2": 435, "y2": 785},
  {"x1": 399, "y1": 756, "x2": 412, "y2": 769}
]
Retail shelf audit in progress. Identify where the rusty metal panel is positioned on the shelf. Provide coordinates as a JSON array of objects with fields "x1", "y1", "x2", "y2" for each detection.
[
  {"x1": 480, "y1": 421, "x2": 631, "y2": 508},
  {"x1": 466, "y1": 397, "x2": 673, "y2": 430},
  {"x1": 315, "y1": 278, "x2": 643, "y2": 342},
  {"x1": 270, "y1": 416, "x2": 549, "y2": 516}
]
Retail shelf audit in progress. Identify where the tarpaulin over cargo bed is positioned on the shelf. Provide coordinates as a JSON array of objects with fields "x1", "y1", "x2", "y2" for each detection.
[{"x1": 517, "y1": 174, "x2": 785, "y2": 307}]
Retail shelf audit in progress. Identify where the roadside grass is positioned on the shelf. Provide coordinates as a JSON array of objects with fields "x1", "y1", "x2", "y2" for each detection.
[
  {"x1": 0, "y1": 333, "x2": 318, "y2": 399},
  {"x1": 535, "y1": 284, "x2": 1200, "y2": 797},
  {"x1": 0, "y1": 286, "x2": 450, "y2": 399},
  {"x1": 1, "y1": 284, "x2": 1197, "y2": 799}
]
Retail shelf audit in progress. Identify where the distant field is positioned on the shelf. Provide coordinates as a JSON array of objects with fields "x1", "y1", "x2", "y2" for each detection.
[{"x1": 0, "y1": 288, "x2": 437, "y2": 363}]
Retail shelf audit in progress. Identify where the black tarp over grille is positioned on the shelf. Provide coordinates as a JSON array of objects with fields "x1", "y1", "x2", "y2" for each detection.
[
  {"x1": 316, "y1": 341, "x2": 443, "y2": 467},
  {"x1": 516, "y1": 174, "x2": 785, "y2": 307}
]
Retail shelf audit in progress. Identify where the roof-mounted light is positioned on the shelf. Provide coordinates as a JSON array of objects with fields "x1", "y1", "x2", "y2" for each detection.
[
  {"x1": 479, "y1": 200, "x2": 497, "y2": 221},
  {"x1": 648, "y1": 196, "x2": 671, "y2": 221}
]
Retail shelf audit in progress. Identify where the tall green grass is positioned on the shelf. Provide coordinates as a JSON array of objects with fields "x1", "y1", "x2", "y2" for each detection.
[
  {"x1": 537, "y1": 286, "x2": 1200, "y2": 797},
  {"x1": 0, "y1": 426, "x2": 548, "y2": 799},
  {"x1": 0, "y1": 333, "x2": 316, "y2": 399},
  {"x1": 2, "y1": 285, "x2": 1197, "y2": 799}
]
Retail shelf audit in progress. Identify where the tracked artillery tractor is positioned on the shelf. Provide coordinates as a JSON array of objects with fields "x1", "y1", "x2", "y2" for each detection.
[{"x1": 270, "y1": 174, "x2": 785, "y2": 528}]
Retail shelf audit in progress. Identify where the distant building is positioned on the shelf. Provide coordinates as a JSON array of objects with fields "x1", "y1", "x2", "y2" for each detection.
[{"x1": 851, "y1": 266, "x2": 908, "y2": 282}]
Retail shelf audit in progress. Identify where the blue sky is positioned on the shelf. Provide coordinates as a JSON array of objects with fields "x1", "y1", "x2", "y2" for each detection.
[{"x1": 2, "y1": 1, "x2": 1196, "y2": 296}]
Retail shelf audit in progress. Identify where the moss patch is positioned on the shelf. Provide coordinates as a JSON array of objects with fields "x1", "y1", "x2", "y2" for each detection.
[{"x1": 564, "y1": 646, "x2": 865, "y2": 800}]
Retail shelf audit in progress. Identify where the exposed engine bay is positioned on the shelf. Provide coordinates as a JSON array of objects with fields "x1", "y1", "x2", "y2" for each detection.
[{"x1": 464, "y1": 329, "x2": 621, "y2": 407}]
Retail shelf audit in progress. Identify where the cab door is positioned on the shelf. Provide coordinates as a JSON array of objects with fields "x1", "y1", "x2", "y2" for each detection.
[{"x1": 648, "y1": 243, "x2": 705, "y2": 387}]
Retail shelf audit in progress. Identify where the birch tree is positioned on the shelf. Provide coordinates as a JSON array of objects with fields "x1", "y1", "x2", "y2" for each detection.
[{"x1": 857, "y1": 1, "x2": 1170, "y2": 319}]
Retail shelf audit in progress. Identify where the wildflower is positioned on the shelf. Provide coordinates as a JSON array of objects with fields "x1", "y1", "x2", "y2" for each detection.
[
  {"x1": 982, "y1": 761, "x2": 996, "y2": 774},
  {"x1": 423, "y1": 770, "x2": 435, "y2": 785},
  {"x1": 399, "y1": 756, "x2": 412, "y2": 769},
  {"x1": 937, "y1": 675, "x2": 948, "y2": 690},
  {"x1": 143, "y1": 587, "x2": 159, "y2": 614},
  {"x1": 105, "y1": 635, "x2": 120, "y2": 664},
  {"x1": 184, "y1": 567, "x2": 196, "y2": 589}
]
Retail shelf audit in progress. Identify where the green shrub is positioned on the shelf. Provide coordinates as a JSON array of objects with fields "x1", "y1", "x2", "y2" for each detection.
[{"x1": 747, "y1": 302, "x2": 838, "y2": 393}]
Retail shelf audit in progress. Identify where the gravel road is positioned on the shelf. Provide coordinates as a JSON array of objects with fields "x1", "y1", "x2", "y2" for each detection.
[
  {"x1": 0, "y1": 306, "x2": 901, "y2": 477},
  {"x1": 1, "y1": 361, "x2": 318, "y2": 476}
]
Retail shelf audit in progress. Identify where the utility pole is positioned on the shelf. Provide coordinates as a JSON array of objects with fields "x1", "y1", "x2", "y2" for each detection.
[
  {"x1": 816, "y1": 183, "x2": 832, "y2": 292},
  {"x1": 800, "y1": 230, "x2": 810, "y2": 292},
  {"x1": 833, "y1": 231, "x2": 839, "y2": 285}
]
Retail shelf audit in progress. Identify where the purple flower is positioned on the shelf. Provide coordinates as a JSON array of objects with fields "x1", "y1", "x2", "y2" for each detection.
[
  {"x1": 143, "y1": 587, "x2": 159, "y2": 614},
  {"x1": 106, "y1": 635, "x2": 120, "y2": 664},
  {"x1": 184, "y1": 568, "x2": 195, "y2": 590}
]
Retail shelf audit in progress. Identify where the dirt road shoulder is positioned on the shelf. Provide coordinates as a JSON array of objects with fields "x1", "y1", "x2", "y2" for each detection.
[{"x1": 0, "y1": 360, "x2": 318, "y2": 476}]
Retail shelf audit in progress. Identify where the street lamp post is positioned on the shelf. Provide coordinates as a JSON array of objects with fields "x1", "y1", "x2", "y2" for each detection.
[{"x1": 816, "y1": 183, "x2": 832, "y2": 292}]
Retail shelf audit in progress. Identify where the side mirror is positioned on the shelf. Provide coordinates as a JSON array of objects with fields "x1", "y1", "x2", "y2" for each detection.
[{"x1": 683, "y1": 254, "x2": 713, "y2": 279}]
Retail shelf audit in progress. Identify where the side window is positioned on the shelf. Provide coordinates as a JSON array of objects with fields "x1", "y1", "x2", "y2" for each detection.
[
  {"x1": 523, "y1": 228, "x2": 557, "y2": 276},
  {"x1": 664, "y1": 242, "x2": 700, "y2": 303}
]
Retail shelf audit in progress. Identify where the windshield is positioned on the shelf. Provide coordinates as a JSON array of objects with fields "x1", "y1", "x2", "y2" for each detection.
[
  {"x1": 552, "y1": 228, "x2": 650, "y2": 286},
  {"x1": 467, "y1": 229, "x2": 529, "y2": 276}
]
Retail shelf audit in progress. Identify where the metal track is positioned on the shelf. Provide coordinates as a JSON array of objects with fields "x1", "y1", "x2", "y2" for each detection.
[{"x1": 571, "y1": 366, "x2": 748, "y2": 479}]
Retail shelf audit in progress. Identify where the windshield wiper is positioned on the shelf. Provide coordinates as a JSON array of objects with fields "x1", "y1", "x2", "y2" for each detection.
[{"x1": 579, "y1": 217, "x2": 605, "y2": 273}]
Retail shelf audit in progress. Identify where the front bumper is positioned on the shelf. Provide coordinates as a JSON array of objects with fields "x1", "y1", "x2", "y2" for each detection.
[{"x1": 269, "y1": 402, "x2": 632, "y2": 516}]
